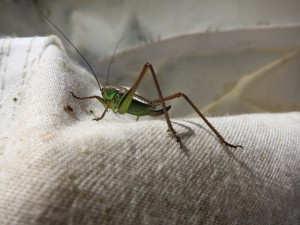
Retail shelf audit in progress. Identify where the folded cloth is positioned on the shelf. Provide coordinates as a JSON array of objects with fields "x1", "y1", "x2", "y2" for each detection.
[{"x1": 0, "y1": 36, "x2": 299, "y2": 224}]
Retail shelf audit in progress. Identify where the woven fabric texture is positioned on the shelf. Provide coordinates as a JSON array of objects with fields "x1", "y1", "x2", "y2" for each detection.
[{"x1": 0, "y1": 36, "x2": 300, "y2": 225}]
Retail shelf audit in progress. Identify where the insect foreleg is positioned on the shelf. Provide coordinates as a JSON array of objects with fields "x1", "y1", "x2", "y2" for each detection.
[
  {"x1": 152, "y1": 93, "x2": 243, "y2": 149},
  {"x1": 70, "y1": 91, "x2": 109, "y2": 120}
]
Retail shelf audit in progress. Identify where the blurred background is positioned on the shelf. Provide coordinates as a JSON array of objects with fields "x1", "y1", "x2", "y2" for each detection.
[{"x1": 1, "y1": 0, "x2": 300, "y2": 117}]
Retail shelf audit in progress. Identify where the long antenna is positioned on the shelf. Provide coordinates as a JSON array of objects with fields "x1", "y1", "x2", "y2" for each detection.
[
  {"x1": 38, "y1": 9, "x2": 103, "y2": 92},
  {"x1": 106, "y1": 39, "x2": 123, "y2": 86}
]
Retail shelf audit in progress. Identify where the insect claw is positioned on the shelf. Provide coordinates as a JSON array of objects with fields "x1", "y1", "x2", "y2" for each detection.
[
  {"x1": 70, "y1": 91, "x2": 79, "y2": 99},
  {"x1": 167, "y1": 129, "x2": 182, "y2": 148},
  {"x1": 175, "y1": 134, "x2": 183, "y2": 148},
  {"x1": 224, "y1": 142, "x2": 244, "y2": 149}
]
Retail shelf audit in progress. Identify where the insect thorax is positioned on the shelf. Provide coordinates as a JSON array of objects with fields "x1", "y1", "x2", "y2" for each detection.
[{"x1": 102, "y1": 86, "x2": 127, "y2": 112}]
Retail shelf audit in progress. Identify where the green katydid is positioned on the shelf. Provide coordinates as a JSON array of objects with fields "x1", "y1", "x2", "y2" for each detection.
[{"x1": 40, "y1": 11, "x2": 243, "y2": 149}]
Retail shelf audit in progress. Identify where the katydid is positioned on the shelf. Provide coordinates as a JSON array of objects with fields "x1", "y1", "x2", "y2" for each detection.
[{"x1": 40, "y1": 11, "x2": 243, "y2": 149}]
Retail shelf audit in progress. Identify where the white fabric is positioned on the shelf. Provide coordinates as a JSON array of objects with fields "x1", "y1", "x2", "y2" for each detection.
[{"x1": 0, "y1": 36, "x2": 300, "y2": 224}]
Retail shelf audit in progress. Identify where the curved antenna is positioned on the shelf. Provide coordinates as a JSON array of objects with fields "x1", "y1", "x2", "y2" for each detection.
[
  {"x1": 38, "y1": 10, "x2": 103, "y2": 92},
  {"x1": 106, "y1": 39, "x2": 123, "y2": 86}
]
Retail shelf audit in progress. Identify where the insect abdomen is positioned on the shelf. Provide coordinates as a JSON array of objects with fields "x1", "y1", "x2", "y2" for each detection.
[
  {"x1": 127, "y1": 100, "x2": 171, "y2": 117},
  {"x1": 127, "y1": 100, "x2": 155, "y2": 116}
]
